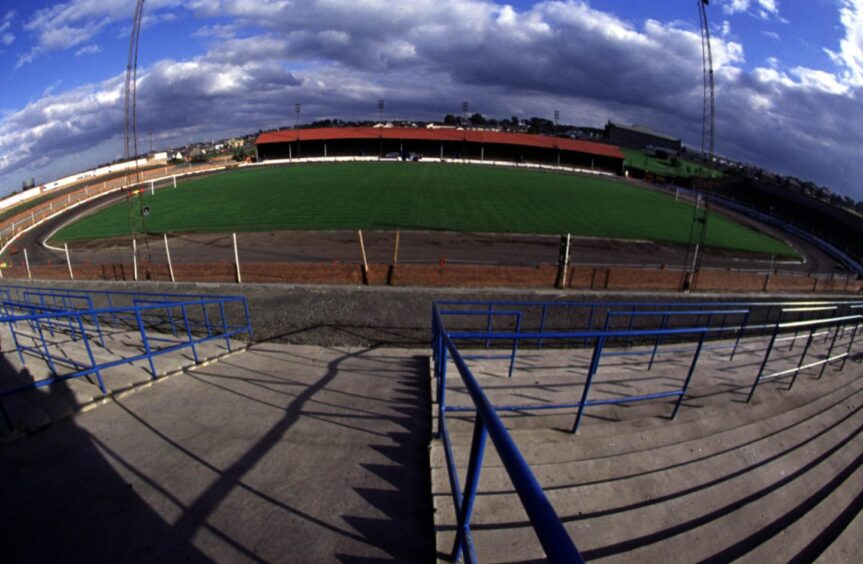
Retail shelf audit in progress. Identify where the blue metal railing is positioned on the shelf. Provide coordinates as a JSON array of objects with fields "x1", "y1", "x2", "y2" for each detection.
[
  {"x1": 432, "y1": 298, "x2": 863, "y2": 561},
  {"x1": 0, "y1": 285, "x2": 252, "y2": 430},
  {"x1": 432, "y1": 306, "x2": 584, "y2": 563},
  {"x1": 436, "y1": 298, "x2": 863, "y2": 330}
]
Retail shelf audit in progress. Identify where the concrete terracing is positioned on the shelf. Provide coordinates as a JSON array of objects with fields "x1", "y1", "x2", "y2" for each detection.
[
  {"x1": 0, "y1": 343, "x2": 433, "y2": 561},
  {"x1": 0, "y1": 319, "x2": 243, "y2": 438},
  {"x1": 432, "y1": 332, "x2": 863, "y2": 561},
  {"x1": 2, "y1": 281, "x2": 862, "y2": 561}
]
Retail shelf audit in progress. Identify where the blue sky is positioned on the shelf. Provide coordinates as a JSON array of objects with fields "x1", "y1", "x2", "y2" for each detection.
[{"x1": 2, "y1": 0, "x2": 863, "y2": 200}]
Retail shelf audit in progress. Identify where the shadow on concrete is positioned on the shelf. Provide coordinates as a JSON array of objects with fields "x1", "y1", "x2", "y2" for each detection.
[
  {"x1": 1, "y1": 340, "x2": 435, "y2": 561},
  {"x1": 0, "y1": 351, "x2": 212, "y2": 562},
  {"x1": 338, "y1": 357, "x2": 434, "y2": 563}
]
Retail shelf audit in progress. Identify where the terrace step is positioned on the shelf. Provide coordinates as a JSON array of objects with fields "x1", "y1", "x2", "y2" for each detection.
[
  {"x1": 741, "y1": 459, "x2": 863, "y2": 563},
  {"x1": 434, "y1": 371, "x2": 863, "y2": 494},
  {"x1": 432, "y1": 338, "x2": 863, "y2": 561},
  {"x1": 437, "y1": 341, "x2": 858, "y2": 441},
  {"x1": 815, "y1": 491, "x2": 863, "y2": 564},
  {"x1": 486, "y1": 368, "x2": 858, "y2": 469},
  {"x1": 0, "y1": 323, "x2": 245, "y2": 439},
  {"x1": 434, "y1": 382, "x2": 863, "y2": 560}
]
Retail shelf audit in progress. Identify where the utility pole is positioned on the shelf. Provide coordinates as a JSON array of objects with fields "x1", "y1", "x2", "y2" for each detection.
[
  {"x1": 295, "y1": 103, "x2": 301, "y2": 128},
  {"x1": 378, "y1": 99, "x2": 384, "y2": 122}
]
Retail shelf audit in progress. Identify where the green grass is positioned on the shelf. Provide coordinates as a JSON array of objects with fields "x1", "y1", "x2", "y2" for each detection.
[
  {"x1": 52, "y1": 163, "x2": 797, "y2": 257},
  {"x1": 622, "y1": 148, "x2": 722, "y2": 179}
]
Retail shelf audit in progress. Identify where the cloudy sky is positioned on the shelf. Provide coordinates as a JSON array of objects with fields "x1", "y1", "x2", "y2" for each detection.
[{"x1": 1, "y1": 0, "x2": 863, "y2": 200}]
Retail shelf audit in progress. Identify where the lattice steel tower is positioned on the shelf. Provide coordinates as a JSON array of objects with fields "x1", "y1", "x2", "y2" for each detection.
[
  {"x1": 124, "y1": 0, "x2": 151, "y2": 275},
  {"x1": 682, "y1": 0, "x2": 715, "y2": 289}
]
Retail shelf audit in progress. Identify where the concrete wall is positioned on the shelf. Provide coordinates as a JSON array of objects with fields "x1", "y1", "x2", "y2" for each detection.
[{"x1": 3, "y1": 279, "x2": 858, "y2": 347}]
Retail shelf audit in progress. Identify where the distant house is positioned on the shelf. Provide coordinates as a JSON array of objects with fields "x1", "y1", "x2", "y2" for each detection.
[{"x1": 604, "y1": 122, "x2": 682, "y2": 152}]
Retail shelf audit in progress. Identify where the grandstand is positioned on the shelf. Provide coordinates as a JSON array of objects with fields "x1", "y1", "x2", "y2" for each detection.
[{"x1": 255, "y1": 126, "x2": 626, "y2": 174}]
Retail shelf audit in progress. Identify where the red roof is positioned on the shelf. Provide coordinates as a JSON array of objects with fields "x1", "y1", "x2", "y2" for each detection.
[{"x1": 255, "y1": 126, "x2": 624, "y2": 160}]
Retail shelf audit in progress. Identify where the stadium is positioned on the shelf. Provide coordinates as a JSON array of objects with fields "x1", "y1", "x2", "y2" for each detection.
[
  {"x1": 0, "y1": 126, "x2": 858, "y2": 294},
  {"x1": 2, "y1": 1, "x2": 863, "y2": 562}
]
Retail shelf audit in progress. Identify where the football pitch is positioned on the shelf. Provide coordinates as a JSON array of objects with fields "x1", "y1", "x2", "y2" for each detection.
[{"x1": 52, "y1": 162, "x2": 798, "y2": 257}]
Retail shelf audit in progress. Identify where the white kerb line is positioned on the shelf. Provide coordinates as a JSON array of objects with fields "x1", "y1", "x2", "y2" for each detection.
[
  {"x1": 164, "y1": 234, "x2": 175, "y2": 283},
  {"x1": 24, "y1": 248, "x2": 31, "y2": 279},
  {"x1": 65, "y1": 243, "x2": 74, "y2": 279},
  {"x1": 233, "y1": 232, "x2": 242, "y2": 283}
]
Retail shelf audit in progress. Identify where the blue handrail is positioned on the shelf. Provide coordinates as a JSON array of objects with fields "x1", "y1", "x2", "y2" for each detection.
[
  {"x1": 0, "y1": 287, "x2": 252, "y2": 431},
  {"x1": 433, "y1": 306, "x2": 583, "y2": 563},
  {"x1": 432, "y1": 298, "x2": 862, "y2": 561}
]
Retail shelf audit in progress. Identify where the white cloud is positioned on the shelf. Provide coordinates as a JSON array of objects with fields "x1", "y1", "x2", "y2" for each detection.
[
  {"x1": 830, "y1": 0, "x2": 863, "y2": 86},
  {"x1": 0, "y1": 10, "x2": 15, "y2": 48},
  {"x1": 75, "y1": 43, "x2": 102, "y2": 56},
  {"x1": 192, "y1": 24, "x2": 238, "y2": 39},
  {"x1": 723, "y1": 0, "x2": 751, "y2": 15},
  {"x1": 1, "y1": 0, "x2": 862, "y2": 201},
  {"x1": 721, "y1": 0, "x2": 781, "y2": 19},
  {"x1": 17, "y1": 0, "x2": 183, "y2": 66}
]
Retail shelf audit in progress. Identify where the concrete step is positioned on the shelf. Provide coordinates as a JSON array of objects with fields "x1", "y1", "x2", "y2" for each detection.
[
  {"x1": 437, "y1": 419, "x2": 862, "y2": 562},
  {"x1": 815, "y1": 485, "x2": 863, "y2": 564},
  {"x1": 434, "y1": 373, "x2": 863, "y2": 497},
  {"x1": 740, "y1": 459, "x2": 863, "y2": 563},
  {"x1": 432, "y1": 334, "x2": 863, "y2": 561},
  {"x1": 433, "y1": 338, "x2": 850, "y2": 452},
  {"x1": 1, "y1": 322, "x2": 245, "y2": 438},
  {"x1": 602, "y1": 428, "x2": 862, "y2": 562},
  {"x1": 437, "y1": 333, "x2": 854, "y2": 435},
  {"x1": 434, "y1": 392, "x2": 863, "y2": 561}
]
